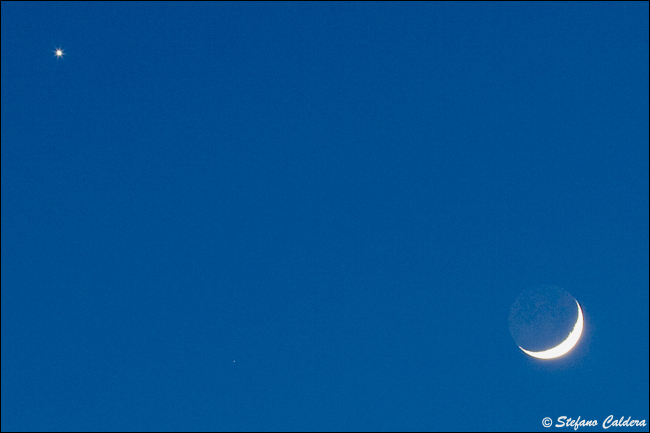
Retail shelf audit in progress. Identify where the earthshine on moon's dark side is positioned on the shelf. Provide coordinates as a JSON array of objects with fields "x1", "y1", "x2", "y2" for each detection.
[{"x1": 509, "y1": 285, "x2": 580, "y2": 355}]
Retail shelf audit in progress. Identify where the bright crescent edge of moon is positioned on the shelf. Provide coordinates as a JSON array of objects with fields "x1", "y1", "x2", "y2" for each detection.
[{"x1": 518, "y1": 300, "x2": 584, "y2": 359}]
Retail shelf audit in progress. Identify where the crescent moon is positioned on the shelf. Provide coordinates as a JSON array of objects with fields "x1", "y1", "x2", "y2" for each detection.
[{"x1": 519, "y1": 300, "x2": 584, "y2": 359}]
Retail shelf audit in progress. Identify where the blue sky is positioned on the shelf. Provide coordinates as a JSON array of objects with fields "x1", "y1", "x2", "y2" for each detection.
[{"x1": 1, "y1": 2, "x2": 648, "y2": 431}]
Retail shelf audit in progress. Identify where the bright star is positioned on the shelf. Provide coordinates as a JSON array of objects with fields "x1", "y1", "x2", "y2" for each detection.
[{"x1": 53, "y1": 47, "x2": 65, "y2": 58}]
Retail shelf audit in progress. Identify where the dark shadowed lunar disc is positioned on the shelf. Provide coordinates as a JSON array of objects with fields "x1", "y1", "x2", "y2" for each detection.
[{"x1": 509, "y1": 285, "x2": 579, "y2": 353}]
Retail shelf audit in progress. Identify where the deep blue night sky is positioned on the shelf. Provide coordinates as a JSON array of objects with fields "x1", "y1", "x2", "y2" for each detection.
[{"x1": 2, "y1": 2, "x2": 648, "y2": 431}]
